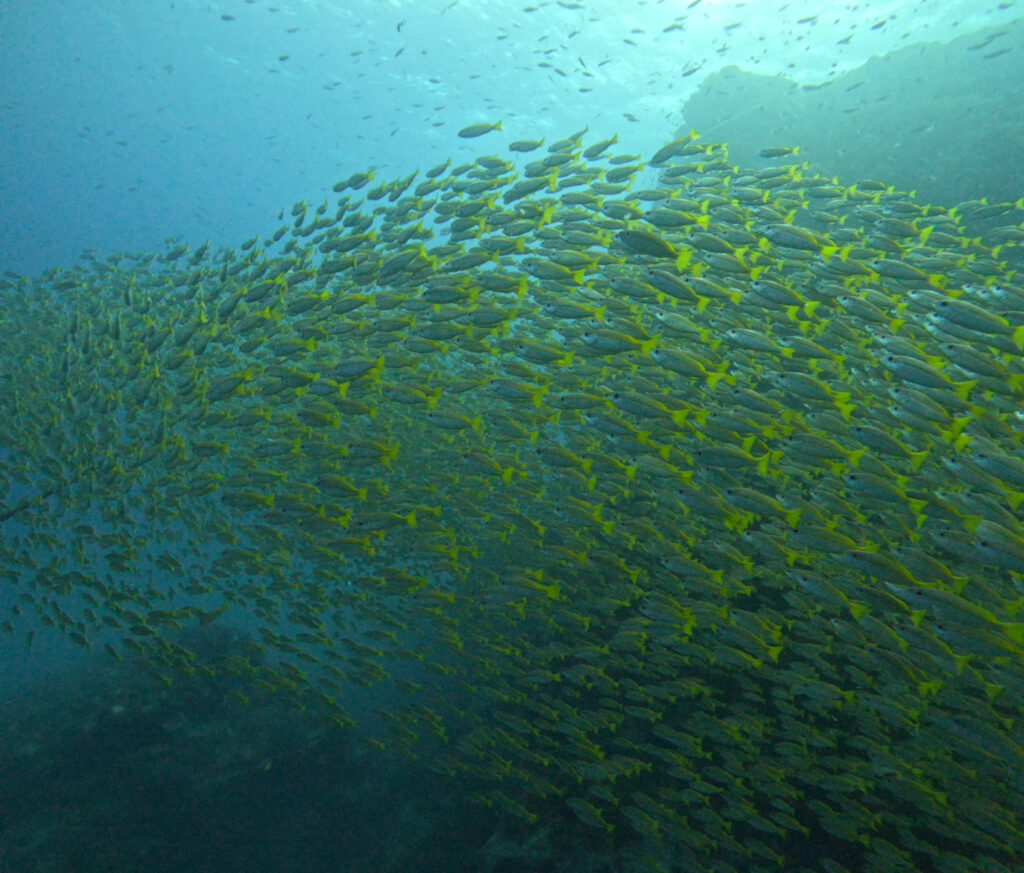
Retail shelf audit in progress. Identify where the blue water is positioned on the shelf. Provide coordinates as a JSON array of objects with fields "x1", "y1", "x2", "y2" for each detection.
[
  {"x1": 2, "y1": 3, "x2": 1023, "y2": 872},
  {"x1": 0, "y1": 0, "x2": 998, "y2": 277}
]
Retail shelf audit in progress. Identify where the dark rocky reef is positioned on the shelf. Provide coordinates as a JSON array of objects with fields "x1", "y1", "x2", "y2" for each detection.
[{"x1": 682, "y1": 18, "x2": 1024, "y2": 207}]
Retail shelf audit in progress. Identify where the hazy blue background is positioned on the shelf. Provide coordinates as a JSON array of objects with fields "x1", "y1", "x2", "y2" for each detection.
[{"x1": 0, "y1": 0, "x2": 1008, "y2": 278}]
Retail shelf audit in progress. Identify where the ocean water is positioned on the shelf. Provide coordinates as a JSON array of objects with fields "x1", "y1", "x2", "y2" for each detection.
[
  {"x1": 1, "y1": 1, "x2": 1023, "y2": 871},
  {"x1": 0, "y1": 0, "x2": 1005, "y2": 277}
]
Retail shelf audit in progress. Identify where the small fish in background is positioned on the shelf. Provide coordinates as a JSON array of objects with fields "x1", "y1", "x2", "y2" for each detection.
[
  {"x1": 509, "y1": 139, "x2": 545, "y2": 152},
  {"x1": 458, "y1": 121, "x2": 502, "y2": 138},
  {"x1": 759, "y1": 145, "x2": 801, "y2": 158}
]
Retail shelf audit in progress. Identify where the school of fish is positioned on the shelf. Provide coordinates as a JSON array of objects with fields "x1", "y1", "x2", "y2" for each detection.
[{"x1": 2, "y1": 126, "x2": 1024, "y2": 873}]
